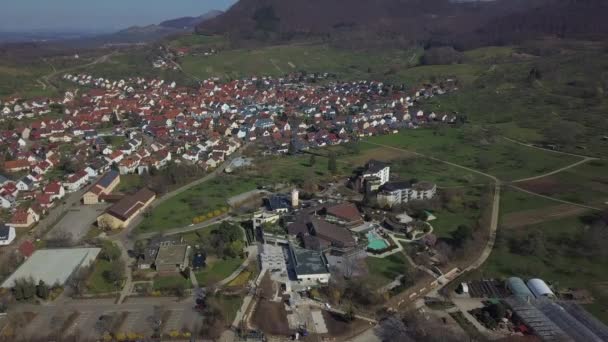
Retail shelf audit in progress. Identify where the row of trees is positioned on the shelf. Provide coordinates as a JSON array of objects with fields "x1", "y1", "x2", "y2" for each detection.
[{"x1": 13, "y1": 278, "x2": 54, "y2": 301}]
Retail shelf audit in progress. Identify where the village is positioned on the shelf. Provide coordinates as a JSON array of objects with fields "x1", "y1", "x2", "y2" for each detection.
[{"x1": 0, "y1": 70, "x2": 462, "y2": 340}]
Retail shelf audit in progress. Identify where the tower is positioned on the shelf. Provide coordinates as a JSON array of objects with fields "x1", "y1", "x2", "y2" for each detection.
[{"x1": 291, "y1": 188, "x2": 299, "y2": 208}]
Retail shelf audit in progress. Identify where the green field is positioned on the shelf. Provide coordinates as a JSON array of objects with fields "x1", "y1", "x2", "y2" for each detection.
[
  {"x1": 137, "y1": 176, "x2": 258, "y2": 233},
  {"x1": 430, "y1": 186, "x2": 491, "y2": 239},
  {"x1": 180, "y1": 42, "x2": 421, "y2": 81},
  {"x1": 86, "y1": 260, "x2": 119, "y2": 294},
  {"x1": 153, "y1": 274, "x2": 193, "y2": 291},
  {"x1": 482, "y1": 215, "x2": 608, "y2": 323},
  {"x1": 363, "y1": 253, "x2": 410, "y2": 289},
  {"x1": 209, "y1": 294, "x2": 243, "y2": 324},
  {"x1": 116, "y1": 174, "x2": 144, "y2": 193},
  {"x1": 516, "y1": 160, "x2": 608, "y2": 207},
  {"x1": 362, "y1": 128, "x2": 582, "y2": 181},
  {"x1": 195, "y1": 257, "x2": 244, "y2": 286},
  {"x1": 499, "y1": 188, "x2": 558, "y2": 216}
]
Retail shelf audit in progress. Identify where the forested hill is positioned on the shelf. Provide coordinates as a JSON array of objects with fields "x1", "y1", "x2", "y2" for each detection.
[{"x1": 196, "y1": 0, "x2": 608, "y2": 49}]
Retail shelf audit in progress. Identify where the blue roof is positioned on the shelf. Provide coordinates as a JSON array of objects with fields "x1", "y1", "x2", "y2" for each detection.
[{"x1": 97, "y1": 170, "x2": 119, "y2": 188}]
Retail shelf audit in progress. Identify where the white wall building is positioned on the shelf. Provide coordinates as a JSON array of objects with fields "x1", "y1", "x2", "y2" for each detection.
[{"x1": 377, "y1": 181, "x2": 437, "y2": 207}]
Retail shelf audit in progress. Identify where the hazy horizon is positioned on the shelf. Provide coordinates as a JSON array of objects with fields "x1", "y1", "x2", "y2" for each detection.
[{"x1": 0, "y1": 0, "x2": 236, "y2": 32}]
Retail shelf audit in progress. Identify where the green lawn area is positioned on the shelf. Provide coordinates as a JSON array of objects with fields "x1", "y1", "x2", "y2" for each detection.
[
  {"x1": 116, "y1": 174, "x2": 143, "y2": 193},
  {"x1": 137, "y1": 175, "x2": 258, "y2": 233},
  {"x1": 430, "y1": 186, "x2": 490, "y2": 238},
  {"x1": 180, "y1": 42, "x2": 421, "y2": 81},
  {"x1": 194, "y1": 257, "x2": 244, "y2": 286},
  {"x1": 362, "y1": 128, "x2": 582, "y2": 181},
  {"x1": 210, "y1": 294, "x2": 243, "y2": 323},
  {"x1": 362, "y1": 253, "x2": 409, "y2": 290},
  {"x1": 522, "y1": 160, "x2": 608, "y2": 207},
  {"x1": 481, "y1": 215, "x2": 608, "y2": 324},
  {"x1": 86, "y1": 260, "x2": 119, "y2": 294},
  {"x1": 499, "y1": 188, "x2": 558, "y2": 216},
  {"x1": 153, "y1": 274, "x2": 193, "y2": 291}
]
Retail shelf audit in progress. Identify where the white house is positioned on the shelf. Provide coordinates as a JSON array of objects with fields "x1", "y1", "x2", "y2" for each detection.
[
  {"x1": 0, "y1": 225, "x2": 16, "y2": 246},
  {"x1": 64, "y1": 170, "x2": 89, "y2": 192}
]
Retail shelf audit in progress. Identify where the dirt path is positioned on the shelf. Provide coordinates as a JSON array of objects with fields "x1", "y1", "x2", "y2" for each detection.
[
  {"x1": 511, "y1": 157, "x2": 595, "y2": 183},
  {"x1": 502, "y1": 204, "x2": 590, "y2": 229},
  {"x1": 362, "y1": 141, "x2": 501, "y2": 277},
  {"x1": 502, "y1": 136, "x2": 599, "y2": 159},
  {"x1": 38, "y1": 51, "x2": 117, "y2": 91},
  {"x1": 507, "y1": 184, "x2": 602, "y2": 211}
]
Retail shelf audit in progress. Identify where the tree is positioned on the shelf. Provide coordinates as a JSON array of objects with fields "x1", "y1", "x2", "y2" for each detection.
[
  {"x1": 102, "y1": 260, "x2": 125, "y2": 288},
  {"x1": 451, "y1": 225, "x2": 473, "y2": 248},
  {"x1": 344, "y1": 305, "x2": 356, "y2": 322},
  {"x1": 488, "y1": 302, "x2": 506, "y2": 320},
  {"x1": 36, "y1": 280, "x2": 50, "y2": 300},
  {"x1": 100, "y1": 241, "x2": 121, "y2": 262},
  {"x1": 328, "y1": 152, "x2": 338, "y2": 174},
  {"x1": 309, "y1": 154, "x2": 316, "y2": 167}
]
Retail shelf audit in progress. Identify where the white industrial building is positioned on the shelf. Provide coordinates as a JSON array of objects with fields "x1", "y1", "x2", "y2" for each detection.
[
  {"x1": 2, "y1": 248, "x2": 101, "y2": 288},
  {"x1": 527, "y1": 278, "x2": 556, "y2": 298}
]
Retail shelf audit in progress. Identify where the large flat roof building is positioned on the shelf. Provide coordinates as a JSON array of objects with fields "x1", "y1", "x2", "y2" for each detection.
[
  {"x1": 2, "y1": 248, "x2": 101, "y2": 288},
  {"x1": 288, "y1": 245, "x2": 331, "y2": 285}
]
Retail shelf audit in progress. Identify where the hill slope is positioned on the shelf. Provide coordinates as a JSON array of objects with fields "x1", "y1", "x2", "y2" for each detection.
[
  {"x1": 160, "y1": 10, "x2": 224, "y2": 30},
  {"x1": 197, "y1": 0, "x2": 608, "y2": 48}
]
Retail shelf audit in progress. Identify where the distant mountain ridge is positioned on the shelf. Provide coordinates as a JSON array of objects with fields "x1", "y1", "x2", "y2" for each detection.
[
  {"x1": 76, "y1": 9, "x2": 223, "y2": 47},
  {"x1": 196, "y1": 0, "x2": 608, "y2": 48},
  {"x1": 160, "y1": 10, "x2": 224, "y2": 29}
]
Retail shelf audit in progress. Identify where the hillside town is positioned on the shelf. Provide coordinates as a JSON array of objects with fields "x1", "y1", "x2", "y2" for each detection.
[{"x1": 0, "y1": 72, "x2": 456, "y2": 234}]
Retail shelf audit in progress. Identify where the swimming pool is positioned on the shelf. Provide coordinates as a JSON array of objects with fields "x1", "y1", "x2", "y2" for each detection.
[{"x1": 367, "y1": 231, "x2": 389, "y2": 251}]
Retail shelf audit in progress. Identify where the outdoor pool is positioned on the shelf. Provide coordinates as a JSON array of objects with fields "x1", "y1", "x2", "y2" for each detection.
[{"x1": 367, "y1": 231, "x2": 389, "y2": 251}]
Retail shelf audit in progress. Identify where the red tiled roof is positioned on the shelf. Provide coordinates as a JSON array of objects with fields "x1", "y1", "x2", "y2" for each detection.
[
  {"x1": 325, "y1": 202, "x2": 362, "y2": 223},
  {"x1": 18, "y1": 240, "x2": 35, "y2": 257},
  {"x1": 10, "y1": 209, "x2": 29, "y2": 224},
  {"x1": 44, "y1": 182, "x2": 62, "y2": 194}
]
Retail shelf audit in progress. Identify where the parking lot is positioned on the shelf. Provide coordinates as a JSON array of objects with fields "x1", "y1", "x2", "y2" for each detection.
[{"x1": 46, "y1": 203, "x2": 108, "y2": 243}]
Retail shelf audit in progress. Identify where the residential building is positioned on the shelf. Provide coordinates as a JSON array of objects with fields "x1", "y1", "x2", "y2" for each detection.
[
  {"x1": 377, "y1": 181, "x2": 437, "y2": 207},
  {"x1": 83, "y1": 170, "x2": 120, "y2": 204},
  {"x1": 0, "y1": 224, "x2": 16, "y2": 246}
]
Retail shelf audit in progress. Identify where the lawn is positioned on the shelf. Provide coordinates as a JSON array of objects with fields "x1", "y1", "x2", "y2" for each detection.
[
  {"x1": 180, "y1": 42, "x2": 421, "y2": 81},
  {"x1": 499, "y1": 188, "x2": 558, "y2": 216},
  {"x1": 137, "y1": 175, "x2": 258, "y2": 233},
  {"x1": 362, "y1": 253, "x2": 409, "y2": 290},
  {"x1": 481, "y1": 215, "x2": 608, "y2": 324},
  {"x1": 153, "y1": 274, "x2": 192, "y2": 291},
  {"x1": 116, "y1": 174, "x2": 143, "y2": 193},
  {"x1": 210, "y1": 294, "x2": 243, "y2": 324},
  {"x1": 430, "y1": 186, "x2": 491, "y2": 238},
  {"x1": 86, "y1": 260, "x2": 120, "y2": 294},
  {"x1": 195, "y1": 257, "x2": 244, "y2": 286},
  {"x1": 516, "y1": 160, "x2": 608, "y2": 207},
  {"x1": 362, "y1": 128, "x2": 582, "y2": 181}
]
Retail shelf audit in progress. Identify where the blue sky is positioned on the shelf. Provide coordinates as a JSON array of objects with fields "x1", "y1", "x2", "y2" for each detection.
[{"x1": 0, "y1": 0, "x2": 236, "y2": 32}]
